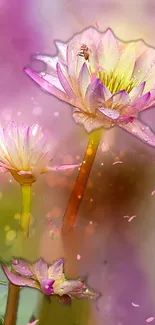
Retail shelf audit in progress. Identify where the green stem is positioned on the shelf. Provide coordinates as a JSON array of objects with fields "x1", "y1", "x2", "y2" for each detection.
[
  {"x1": 61, "y1": 128, "x2": 103, "y2": 232},
  {"x1": 20, "y1": 184, "x2": 32, "y2": 237},
  {"x1": 4, "y1": 183, "x2": 32, "y2": 325}
]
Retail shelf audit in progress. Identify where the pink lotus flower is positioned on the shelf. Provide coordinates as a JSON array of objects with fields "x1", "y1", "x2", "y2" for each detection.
[
  {"x1": 0, "y1": 121, "x2": 79, "y2": 184},
  {"x1": 25, "y1": 27, "x2": 155, "y2": 147},
  {"x1": 2, "y1": 258, "x2": 98, "y2": 302}
]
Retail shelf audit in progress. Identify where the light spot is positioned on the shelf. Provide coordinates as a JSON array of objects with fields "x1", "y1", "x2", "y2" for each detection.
[
  {"x1": 32, "y1": 106, "x2": 42, "y2": 116},
  {"x1": 151, "y1": 190, "x2": 155, "y2": 196},
  {"x1": 0, "y1": 192, "x2": 3, "y2": 200},
  {"x1": 6, "y1": 230, "x2": 16, "y2": 241},
  {"x1": 2, "y1": 109, "x2": 12, "y2": 121},
  {"x1": 14, "y1": 213, "x2": 21, "y2": 220},
  {"x1": 77, "y1": 254, "x2": 81, "y2": 260},
  {"x1": 101, "y1": 141, "x2": 109, "y2": 152},
  {"x1": 4, "y1": 225, "x2": 10, "y2": 232},
  {"x1": 54, "y1": 112, "x2": 59, "y2": 117},
  {"x1": 86, "y1": 147, "x2": 93, "y2": 156}
]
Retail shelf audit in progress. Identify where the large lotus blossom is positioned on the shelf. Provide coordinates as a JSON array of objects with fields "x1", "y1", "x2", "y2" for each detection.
[
  {"x1": 0, "y1": 121, "x2": 79, "y2": 183},
  {"x1": 2, "y1": 258, "x2": 98, "y2": 302},
  {"x1": 25, "y1": 27, "x2": 155, "y2": 147}
]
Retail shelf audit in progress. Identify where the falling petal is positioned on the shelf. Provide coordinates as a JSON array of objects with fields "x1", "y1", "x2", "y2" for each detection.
[
  {"x1": 128, "y1": 215, "x2": 136, "y2": 222},
  {"x1": 146, "y1": 317, "x2": 154, "y2": 323},
  {"x1": 132, "y1": 302, "x2": 140, "y2": 307},
  {"x1": 113, "y1": 160, "x2": 122, "y2": 165},
  {"x1": 94, "y1": 21, "x2": 100, "y2": 30},
  {"x1": 151, "y1": 190, "x2": 155, "y2": 195},
  {"x1": 49, "y1": 163, "x2": 81, "y2": 171}
]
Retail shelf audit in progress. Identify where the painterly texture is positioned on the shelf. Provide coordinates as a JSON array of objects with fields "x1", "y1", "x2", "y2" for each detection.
[
  {"x1": 0, "y1": 122, "x2": 80, "y2": 183},
  {"x1": 25, "y1": 28, "x2": 155, "y2": 147},
  {"x1": 2, "y1": 258, "x2": 98, "y2": 300}
]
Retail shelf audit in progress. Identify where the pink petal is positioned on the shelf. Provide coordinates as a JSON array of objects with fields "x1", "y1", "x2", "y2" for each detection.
[
  {"x1": 90, "y1": 70, "x2": 98, "y2": 83},
  {"x1": 119, "y1": 118, "x2": 155, "y2": 148},
  {"x1": 34, "y1": 54, "x2": 59, "y2": 72},
  {"x1": 55, "y1": 280, "x2": 84, "y2": 296},
  {"x1": 78, "y1": 63, "x2": 91, "y2": 98},
  {"x1": 151, "y1": 190, "x2": 155, "y2": 195},
  {"x1": 48, "y1": 258, "x2": 64, "y2": 280},
  {"x1": 133, "y1": 49, "x2": 154, "y2": 83},
  {"x1": 2, "y1": 265, "x2": 38, "y2": 289},
  {"x1": 117, "y1": 116, "x2": 133, "y2": 122},
  {"x1": 33, "y1": 259, "x2": 48, "y2": 280},
  {"x1": 0, "y1": 161, "x2": 15, "y2": 171},
  {"x1": 49, "y1": 163, "x2": 81, "y2": 171},
  {"x1": 73, "y1": 111, "x2": 112, "y2": 132},
  {"x1": 131, "y1": 92, "x2": 151, "y2": 113},
  {"x1": 55, "y1": 41, "x2": 67, "y2": 61},
  {"x1": 114, "y1": 44, "x2": 135, "y2": 89},
  {"x1": 110, "y1": 90, "x2": 130, "y2": 108},
  {"x1": 146, "y1": 317, "x2": 154, "y2": 323},
  {"x1": 99, "y1": 108, "x2": 120, "y2": 120},
  {"x1": 129, "y1": 82, "x2": 146, "y2": 99},
  {"x1": 12, "y1": 259, "x2": 33, "y2": 277},
  {"x1": 0, "y1": 167, "x2": 8, "y2": 173},
  {"x1": 24, "y1": 68, "x2": 68, "y2": 102},
  {"x1": 56, "y1": 62, "x2": 76, "y2": 98},
  {"x1": 85, "y1": 79, "x2": 105, "y2": 111},
  {"x1": 97, "y1": 28, "x2": 119, "y2": 72}
]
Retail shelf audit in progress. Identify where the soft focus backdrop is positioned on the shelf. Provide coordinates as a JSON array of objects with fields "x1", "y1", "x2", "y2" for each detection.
[{"x1": 0, "y1": 0, "x2": 155, "y2": 324}]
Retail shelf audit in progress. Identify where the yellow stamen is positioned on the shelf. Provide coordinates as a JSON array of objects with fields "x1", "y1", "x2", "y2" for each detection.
[{"x1": 97, "y1": 70, "x2": 138, "y2": 94}]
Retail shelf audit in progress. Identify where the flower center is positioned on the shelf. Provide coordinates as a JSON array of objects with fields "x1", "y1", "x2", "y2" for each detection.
[{"x1": 97, "y1": 70, "x2": 137, "y2": 94}]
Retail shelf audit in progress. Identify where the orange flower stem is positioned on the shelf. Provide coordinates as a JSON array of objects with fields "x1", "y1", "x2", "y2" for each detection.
[{"x1": 61, "y1": 128, "x2": 103, "y2": 232}]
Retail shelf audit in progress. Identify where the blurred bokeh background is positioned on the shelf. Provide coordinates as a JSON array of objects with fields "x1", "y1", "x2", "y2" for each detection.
[{"x1": 1, "y1": 0, "x2": 155, "y2": 324}]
